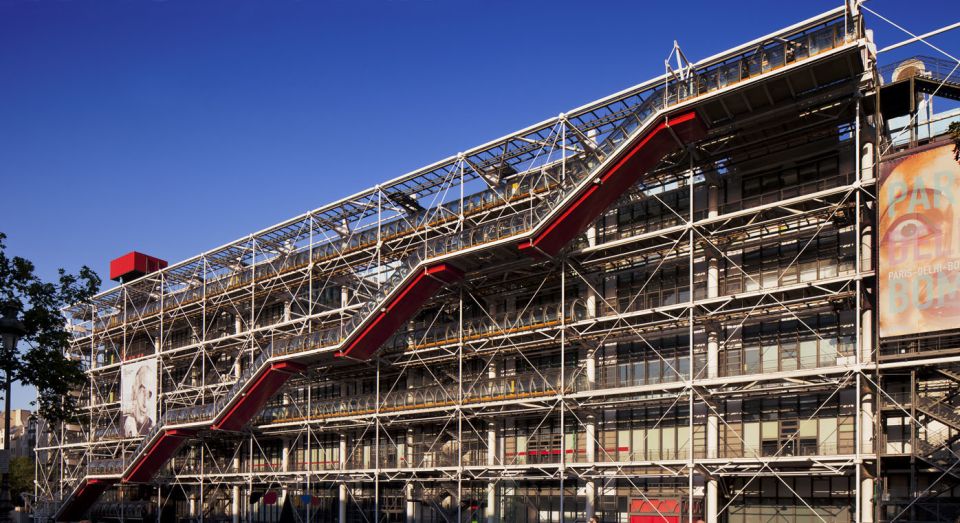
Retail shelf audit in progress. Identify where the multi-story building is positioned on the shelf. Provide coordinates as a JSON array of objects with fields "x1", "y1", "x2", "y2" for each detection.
[
  {"x1": 33, "y1": 4, "x2": 960, "y2": 522},
  {"x1": 1, "y1": 410, "x2": 37, "y2": 459}
]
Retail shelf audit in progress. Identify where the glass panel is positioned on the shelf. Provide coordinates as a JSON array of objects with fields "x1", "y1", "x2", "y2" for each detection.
[
  {"x1": 745, "y1": 346, "x2": 760, "y2": 375},
  {"x1": 662, "y1": 427, "x2": 676, "y2": 458},
  {"x1": 632, "y1": 430, "x2": 645, "y2": 462},
  {"x1": 820, "y1": 258, "x2": 837, "y2": 279},
  {"x1": 818, "y1": 418, "x2": 838, "y2": 454},
  {"x1": 762, "y1": 267, "x2": 778, "y2": 289},
  {"x1": 618, "y1": 430, "x2": 631, "y2": 461},
  {"x1": 744, "y1": 423, "x2": 760, "y2": 456},
  {"x1": 762, "y1": 343, "x2": 778, "y2": 373},
  {"x1": 800, "y1": 261, "x2": 818, "y2": 282},
  {"x1": 781, "y1": 264, "x2": 798, "y2": 286},
  {"x1": 820, "y1": 338, "x2": 838, "y2": 366},
  {"x1": 781, "y1": 341, "x2": 798, "y2": 371},
  {"x1": 799, "y1": 419, "x2": 817, "y2": 438},
  {"x1": 678, "y1": 426, "x2": 690, "y2": 456},
  {"x1": 839, "y1": 336, "x2": 855, "y2": 357},
  {"x1": 648, "y1": 360, "x2": 661, "y2": 384},
  {"x1": 677, "y1": 356, "x2": 690, "y2": 380},
  {"x1": 635, "y1": 428, "x2": 647, "y2": 461},
  {"x1": 799, "y1": 339, "x2": 817, "y2": 369},
  {"x1": 647, "y1": 427, "x2": 661, "y2": 458}
]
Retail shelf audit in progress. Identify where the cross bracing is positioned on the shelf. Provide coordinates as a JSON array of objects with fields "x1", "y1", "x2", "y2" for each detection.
[{"x1": 36, "y1": 4, "x2": 960, "y2": 523}]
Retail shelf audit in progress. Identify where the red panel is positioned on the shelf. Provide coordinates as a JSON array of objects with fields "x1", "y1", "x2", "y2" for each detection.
[
  {"x1": 123, "y1": 429, "x2": 195, "y2": 483},
  {"x1": 56, "y1": 478, "x2": 118, "y2": 521},
  {"x1": 426, "y1": 263, "x2": 466, "y2": 284},
  {"x1": 212, "y1": 362, "x2": 306, "y2": 431},
  {"x1": 337, "y1": 263, "x2": 464, "y2": 360},
  {"x1": 110, "y1": 251, "x2": 168, "y2": 282},
  {"x1": 522, "y1": 111, "x2": 705, "y2": 257},
  {"x1": 631, "y1": 518, "x2": 679, "y2": 523},
  {"x1": 628, "y1": 498, "x2": 682, "y2": 523}
]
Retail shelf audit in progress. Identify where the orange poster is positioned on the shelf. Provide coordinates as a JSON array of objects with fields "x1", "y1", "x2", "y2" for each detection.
[{"x1": 879, "y1": 142, "x2": 960, "y2": 337}]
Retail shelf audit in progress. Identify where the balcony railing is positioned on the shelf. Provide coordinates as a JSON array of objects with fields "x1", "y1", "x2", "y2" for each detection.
[
  {"x1": 257, "y1": 368, "x2": 575, "y2": 424},
  {"x1": 880, "y1": 330, "x2": 960, "y2": 359}
]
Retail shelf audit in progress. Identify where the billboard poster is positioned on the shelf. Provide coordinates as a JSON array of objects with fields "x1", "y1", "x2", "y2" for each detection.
[
  {"x1": 879, "y1": 142, "x2": 960, "y2": 338},
  {"x1": 121, "y1": 358, "x2": 157, "y2": 437}
]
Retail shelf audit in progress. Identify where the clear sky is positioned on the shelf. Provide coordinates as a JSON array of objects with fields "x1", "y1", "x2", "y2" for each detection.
[{"x1": 1, "y1": 0, "x2": 957, "y2": 409}]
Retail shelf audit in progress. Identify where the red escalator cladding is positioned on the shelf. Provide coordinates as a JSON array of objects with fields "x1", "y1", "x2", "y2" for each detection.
[
  {"x1": 337, "y1": 262, "x2": 465, "y2": 361},
  {"x1": 521, "y1": 111, "x2": 706, "y2": 257},
  {"x1": 56, "y1": 478, "x2": 118, "y2": 521},
  {"x1": 123, "y1": 429, "x2": 196, "y2": 483},
  {"x1": 213, "y1": 361, "x2": 306, "y2": 432}
]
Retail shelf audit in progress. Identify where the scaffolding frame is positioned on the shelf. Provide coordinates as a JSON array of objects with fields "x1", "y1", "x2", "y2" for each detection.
[{"x1": 42, "y1": 4, "x2": 960, "y2": 522}]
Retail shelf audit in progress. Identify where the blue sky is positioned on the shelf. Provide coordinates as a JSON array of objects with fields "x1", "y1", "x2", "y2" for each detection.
[{"x1": 1, "y1": 0, "x2": 957, "y2": 409}]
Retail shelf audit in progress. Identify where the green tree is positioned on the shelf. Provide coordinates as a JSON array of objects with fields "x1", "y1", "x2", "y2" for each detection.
[
  {"x1": 8, "y1": 457, "x2": 34, "y2": 506},
  {"x1": 0, "y1": 232, "x2": 100, "y2": 423}
]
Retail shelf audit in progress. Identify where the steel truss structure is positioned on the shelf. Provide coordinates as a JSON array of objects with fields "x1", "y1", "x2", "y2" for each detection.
[{"x1": 33, "y1": 4, "x2": 960, "y2": 523}]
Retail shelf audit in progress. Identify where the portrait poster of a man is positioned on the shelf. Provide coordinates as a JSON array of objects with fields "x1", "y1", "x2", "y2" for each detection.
[{"x1": 121, "y1": 358, "x2": 157, "y2": 437}]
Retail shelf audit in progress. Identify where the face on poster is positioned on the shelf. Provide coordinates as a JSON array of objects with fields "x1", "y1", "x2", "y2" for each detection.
[
  {"x1": 121, "y1": 358, "x2": 157, "y2": 437},
  {"x1": 879, "y1": 143, "x2": 960, "y2": 338}
]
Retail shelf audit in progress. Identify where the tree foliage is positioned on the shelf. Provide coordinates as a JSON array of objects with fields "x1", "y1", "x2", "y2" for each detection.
[
  {"x1": 0, "y1": 232, "x2": 100, "y2": 423},
  {"x1": 951, "y1": 121, "x2": 960, "y2": 163},
  {"x1": 9, "y1": 456, "x2": 34, "y2": 506}
]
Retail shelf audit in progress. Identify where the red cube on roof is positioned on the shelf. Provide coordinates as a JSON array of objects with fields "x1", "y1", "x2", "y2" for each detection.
[{"x1": 109, "y1": 252, "x2": 168, "y2": 282}]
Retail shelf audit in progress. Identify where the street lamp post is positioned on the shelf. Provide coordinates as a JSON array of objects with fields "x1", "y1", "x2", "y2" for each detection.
[{"x1": 0, "y1": 302, "x2": 26, "y2": 523}]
